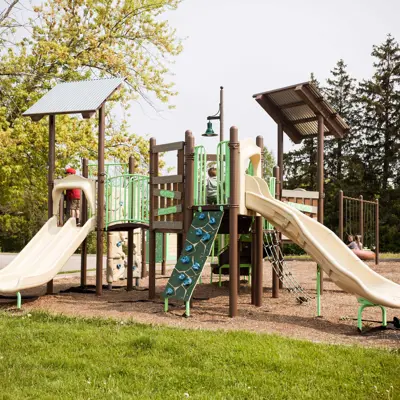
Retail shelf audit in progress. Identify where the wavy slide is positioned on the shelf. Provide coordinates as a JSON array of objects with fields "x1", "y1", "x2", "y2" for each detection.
[
  {"x1": 0, "y1": 216, "x2": 96, "y2": 294},
  {"x1": 245, "y1": 175, "x2": 400, "y2": 308}
]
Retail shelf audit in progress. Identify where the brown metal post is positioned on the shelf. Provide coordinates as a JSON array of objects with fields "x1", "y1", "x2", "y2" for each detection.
[
  {"x1": 184, "y1": 131, "x2": 195, "y2": 239},
  {"x1": 127, "y1": 156, "x2": 135, "y2": 291},
  {"x1": 161, "y1": 233, "x2": 167, "y2": 275},
  {"x1": 47, "y1": 114, "x2": 56, "y2": 295},
  {"x1": 251, "y1": 220, "x2": 256, "y2": 304},
  {"x1": 58, "y1": 194, "x2": 64, "y2": 226},
  {"x1": 149, "y1": 138, "x2": 157, "y2": 298},
  {"x1": 317, "y1": 114, "x2": 324, "y2": 293},
  {"x1": 229, "y1": 126, "x2": 239, "y2": 317},
  {"x1": 277, "y1": 126, "x2": 285, "y2": 291},
  {"x1": 160, "y1": 179, "x2": 167, "y2": 275},
  {"x1": 359, "y1": 195, "x2": 364, "y2": 244},
  {"x1": 220, "y1": 86, "x2": 224, "y2": 142},
  {"x1": 255, "y1": 216, "x2": 263, "y2": 307},
  {"x1": 141, "y1": 228, "x2": 147, "y2": 278},
  {"x1": 177, "y1": 147, "x2": 185, "y2": 256},
  {"x1": 96, "y1": 104, "x2": 105, "y2": 296},
  {"x1": 277, "y1": 123, "x2": 284, "y2": 196},
  {"x1": 272, "y1": 166, "x2": 280, "y2": 298},
  {"x1": 80, "y1": 158, "x2": 88, "y2": 287},
  {"x1": 255, "y1": 135, "x2": 264, "y2": 306},
  {"x1": 339, "y1": 190, "x2": 344, "y2": 241},
  {"x1": 375, "y1": 199, "x2": 379, "y2": 265}
]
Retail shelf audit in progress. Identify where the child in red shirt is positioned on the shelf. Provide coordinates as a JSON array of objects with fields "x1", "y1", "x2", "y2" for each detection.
[{"x1": 65, "y1": 168, "x2": 81, "y2": 224}]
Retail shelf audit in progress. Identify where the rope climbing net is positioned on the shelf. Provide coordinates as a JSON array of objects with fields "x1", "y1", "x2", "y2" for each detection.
[{"x1": 263, "y1": 231, "x2": 313, "y2": 303}]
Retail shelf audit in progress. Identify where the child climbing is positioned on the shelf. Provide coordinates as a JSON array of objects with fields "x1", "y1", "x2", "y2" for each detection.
[
  {"x1": 206, "y1": 167, "x2": 218, "y2": 204},
  {"x1": 65, "y1": 167, "x2": 81, "y2": 225}
]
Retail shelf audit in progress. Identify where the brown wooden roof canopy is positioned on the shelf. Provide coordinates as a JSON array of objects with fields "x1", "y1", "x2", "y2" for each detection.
[{"x1": 253, "y1": 82, "x2": 350, "y2": 144}]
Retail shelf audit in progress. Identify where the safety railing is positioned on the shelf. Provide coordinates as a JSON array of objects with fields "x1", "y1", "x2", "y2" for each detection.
[
  {"x1": 194, "y1": 145, "x2": 207, "y2": 205},
  {"x1": 105, "y1": 174, "x2": 149, "y2": 229},
  {"x1": 216, "y1": 141, "x2": 230, "y2": 204}
]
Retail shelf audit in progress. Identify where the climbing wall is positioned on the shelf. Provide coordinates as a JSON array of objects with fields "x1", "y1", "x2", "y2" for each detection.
[{"x1": 162, "y1": 210, "x2": 224, "y2": 302}]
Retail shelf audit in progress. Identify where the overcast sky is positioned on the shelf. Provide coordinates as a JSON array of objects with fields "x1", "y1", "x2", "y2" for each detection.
[{"x1": 128, "y1": 0, "x2": 400, "y2": 169}]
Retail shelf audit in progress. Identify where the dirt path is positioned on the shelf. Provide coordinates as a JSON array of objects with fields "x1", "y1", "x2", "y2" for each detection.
[{"x1": 1, "y1": 260, "x2": 399, "y2": 349}]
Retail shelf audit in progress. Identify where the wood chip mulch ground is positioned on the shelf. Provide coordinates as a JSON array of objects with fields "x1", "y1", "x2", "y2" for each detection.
[{"x1": 1, "y1": 260, "x2": 400, "y2": 349}]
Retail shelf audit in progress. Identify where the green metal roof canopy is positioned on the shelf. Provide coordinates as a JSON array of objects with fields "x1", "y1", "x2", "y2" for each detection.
[{"x1": 23, "y1": 77, "x2": 124, "y2": 121}]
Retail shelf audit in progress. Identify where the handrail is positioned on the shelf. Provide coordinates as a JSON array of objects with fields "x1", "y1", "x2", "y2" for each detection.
[
  {"x1": 105, "y1": 173, "x2": 149, "y2": 229},
  {"x1": 216, "y1": 141, "x2": 230, "y2": 204},
  {"x1": 194, "y1": 145, "x2": 207, "y2": 205}
]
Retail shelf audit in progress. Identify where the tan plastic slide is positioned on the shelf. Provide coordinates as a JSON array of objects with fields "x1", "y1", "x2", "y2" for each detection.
[
  {"x1": 0, "y1": 216, "x2": 96, "y2": 294},
  {"x1": 245, "y1": 175, "x2": 400, "y2": 308}
]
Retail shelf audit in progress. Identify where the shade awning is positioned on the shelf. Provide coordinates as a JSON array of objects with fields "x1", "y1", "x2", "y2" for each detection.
[
  {"x1": 23, "y1": 77, "x2": 125, "y2": 120},
  {"x1": 253, "y1": 82, "x2": 350, "y2": 144}
]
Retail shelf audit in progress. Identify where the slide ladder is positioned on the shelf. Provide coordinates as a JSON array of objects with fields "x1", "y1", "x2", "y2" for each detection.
[
  {"x1": 263, "y1": 231, "x2": 313, "y2": 303},
  {"x1": 163, "y1": 211, "x2": 224, "y2": 307}
]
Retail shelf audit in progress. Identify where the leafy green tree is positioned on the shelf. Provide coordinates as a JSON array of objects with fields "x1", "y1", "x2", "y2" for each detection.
[
  {"x1": 0, "y1": 0, "x2": 182, "y2": 250},
  {"x1": 262, "y1": 146, "x2": 275, "y2": 180}
]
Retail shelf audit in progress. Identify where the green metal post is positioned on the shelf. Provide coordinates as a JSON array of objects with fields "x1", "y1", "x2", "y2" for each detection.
[
  {"x1": 185, "y1": 301, "x2": 190, "y2": 317},
  {"x1": 164, "y1": 298, "x2": 168, "y2": 313},
  {"x1": 17, "y1": 292, "x2": 21, "y2": 309}
]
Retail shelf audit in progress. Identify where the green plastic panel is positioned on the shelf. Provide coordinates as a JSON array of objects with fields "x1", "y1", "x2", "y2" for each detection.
[
  {"x1": 145, "y1": 231, "x2": 166, "y2": 263},
  {"x1": 162, "y1": 210, "x2": 224, "y2": 301}
]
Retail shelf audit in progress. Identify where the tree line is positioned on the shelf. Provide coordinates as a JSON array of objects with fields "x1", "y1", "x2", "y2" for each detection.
[{"x1": 284, "y1": 34, "x2": 400, "y2": 252}]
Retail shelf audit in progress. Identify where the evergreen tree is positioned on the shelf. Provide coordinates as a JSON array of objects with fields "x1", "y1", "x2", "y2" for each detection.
[
  {"x1": 323, "y1": 59, "x2": 358, "y2": 188},
  {"x1": 357, "y1": 35, "x2": 400, "y2": 193},
  {"x1": 284, "y1": 73, "x2": 320, "y2": 191},
  {"x1": 356, "y1": 35, "x2": 400, "y2": 251},
  {"x1": 322, "y1": 60, "x2": 359, "y2": 232}
]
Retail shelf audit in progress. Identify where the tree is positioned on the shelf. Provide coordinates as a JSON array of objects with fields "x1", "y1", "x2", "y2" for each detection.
[
  {"x1": 357, "y1": 34, "x2": 400, "y2": 194},
  {"x1": 284, "y1": 73, "x2": 320, "y2": 191},
  {"x1": 323, "y1": 60, "x2": 358, "y2": 186},
  {"x1": 356, "y1": 35, "x2": 400, "y2": 251},
  {"x1": 321, "y1": 60, "x2": 360, "y2": 232},
  {"x1": 0, "y1": 0, "x2": 183, "y2": 250},
  {"x1": 262, "y1": 146, "x2": 275, "y2": 180}
]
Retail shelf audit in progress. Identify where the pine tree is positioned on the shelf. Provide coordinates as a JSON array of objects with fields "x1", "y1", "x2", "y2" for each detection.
[
  {"x1": 357, "y1": 35, "x2": 400, "y2": 193},
  {"x1": 355, "y1": 35, "x2": 400, "y2": 252},
  {"x1": 323, "y1": 60, "x2": 358, "y2": 187},
  {"x1": 284, "y1": 73, "x2": 319, "y2": 190}
]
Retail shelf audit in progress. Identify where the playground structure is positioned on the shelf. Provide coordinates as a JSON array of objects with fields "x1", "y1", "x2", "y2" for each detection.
[
  {"x1": 1, "y1": 79, "x2": 399, "y2": 330},
  {"x1": 339, "y1": 190, "x2": 379, "y2": 264}
]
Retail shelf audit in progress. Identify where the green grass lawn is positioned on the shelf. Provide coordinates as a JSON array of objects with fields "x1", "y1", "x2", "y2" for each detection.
[{"x1": 0, "y1": 312, "x2": 398, "y2": 400}]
